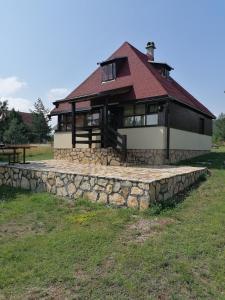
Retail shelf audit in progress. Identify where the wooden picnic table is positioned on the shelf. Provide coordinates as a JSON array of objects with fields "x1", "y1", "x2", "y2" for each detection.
[{"x1": 0, "y1": 144, "x2": 33, "y2": 164}]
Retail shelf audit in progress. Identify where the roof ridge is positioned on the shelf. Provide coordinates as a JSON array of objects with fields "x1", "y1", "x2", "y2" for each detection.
[
  {"x1": 127, "y1": 43, "x2": 168, "y2": 96},
  {"x1": 65, "y1": 42, "x2": 131, "y2": 100}
]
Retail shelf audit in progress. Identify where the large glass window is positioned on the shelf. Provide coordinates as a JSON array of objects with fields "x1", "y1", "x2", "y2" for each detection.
[
  {"x1": 123, "y1": 103, "x2": 159, "y2": 127},
  {"x1": 146, "y1": 114, "x2": 158, "y2": 125}
]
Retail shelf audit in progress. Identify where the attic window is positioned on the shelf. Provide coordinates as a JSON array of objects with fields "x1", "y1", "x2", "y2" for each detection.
[
  {"x1": 102, "y1": 63, "x2": 116, "y2": 82},
  {"x1": 162, "y1": 68, "x2": 169, "y2": 78}
]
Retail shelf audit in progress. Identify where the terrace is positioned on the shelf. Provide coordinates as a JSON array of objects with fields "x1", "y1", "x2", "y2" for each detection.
[{"x1": 0, "y1": 160, "x2": 207, "y2": 210}]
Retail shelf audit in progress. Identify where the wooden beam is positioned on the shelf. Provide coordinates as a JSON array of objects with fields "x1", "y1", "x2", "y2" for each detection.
[
  {"x1": 71, "y1": 102, "x2": 76, "y2": 148},
  {"x1": 103, "y1": 98, "x2": 108, "y2": 148},
  {"x1": 166, "y1": 101, "x2": 170, "y2": 160}
]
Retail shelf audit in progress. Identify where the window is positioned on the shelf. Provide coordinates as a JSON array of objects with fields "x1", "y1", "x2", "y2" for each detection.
[
  {"x1": 76, "y1": 114, "x2": 85, "y2": 127},
  {"x1": 124, "y1": 104, "x2": 134, "y2": 116},
  {"x1": 86, "y1": 112, "x2": 100, "y2": 127},
  {"x1": 58, "y1": 113, "x2": 72, "y2": 131},
  {"x1": 146, "y1": 104, "x2": 158, "y2": 125},
  {"x1": 123, "y1": 103, "x2": 159, "y2": 127},
  {"x1": 124, "y1": 116, "x2": 134, "y2": 127},
  {"x1": 146, "y1": 114, "x2": 158, "y2": 125},
  {"x1": 161, "y1": 68, "x2": 169, "y2": 78},
  {"x1": 134, "y1": 115, "x2": 145, "y2": 126},
  {"x1": 199, "y1": 118, "x2": 205, "y2": 134},
  {"x1": 102, "y1": 63, "x2": 116, "y2": 82}
]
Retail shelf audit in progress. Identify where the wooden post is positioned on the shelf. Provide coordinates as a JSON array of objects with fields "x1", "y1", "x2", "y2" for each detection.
[
  {"x1": 88, "y1": 128, "x2": 92, "y2": 148},
  {"x1": 71, "y1": 102, "x2": 76, "y2": 148},
  {"x1": 166, "y1": 100, "x2": 170, "y2": 160},
  {"x1": 103, "y1": 99, "x2": 108, "y2": 148}
]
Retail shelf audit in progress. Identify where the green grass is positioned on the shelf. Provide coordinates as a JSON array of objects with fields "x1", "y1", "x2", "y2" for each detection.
[
  {"x1": 0, "y1": 145, "x2": 53, "y2": 162},
  {"x1": 0, "y1": 149, "x2": 225, "y2": 299}
]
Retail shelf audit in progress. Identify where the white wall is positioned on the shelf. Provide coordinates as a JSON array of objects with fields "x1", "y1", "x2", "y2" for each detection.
[
  {"x1": 54, "y1": 127, "x2": 211, "y2": 151},
  {"x1": 54, "y1": 132, "x2": 72, "y2": 149},
  {"x1": 118, "y1": 127, "x2": 166, "y2": 149},
  {"x1": 54, "y1": 131, "x2": 101, "y2": 149},
  {"x1": 170, "y1": 128, "x2": 212, "y2": 150}
]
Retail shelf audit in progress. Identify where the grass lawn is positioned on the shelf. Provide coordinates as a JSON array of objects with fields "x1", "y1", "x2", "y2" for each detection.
[
  {"x1": 0, "y1": 149, "x2": 225, "y2": 299},
  {"x1": 0, "y1": 145, "x2": 53, "y2": 162}
]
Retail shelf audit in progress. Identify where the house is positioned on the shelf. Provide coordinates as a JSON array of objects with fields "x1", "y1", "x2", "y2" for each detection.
[
  {"x1": 18, "y1": 111, "x2": 33, "y2": 127},
  {"x1": 50, "y1": 41, "x2": 215, "y2": 165}
]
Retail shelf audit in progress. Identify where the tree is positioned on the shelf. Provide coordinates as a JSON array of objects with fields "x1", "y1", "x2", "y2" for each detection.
[
  {"x1": 0, "y1": 99, "x2": 8, "y2": 121},
  {"x1": 213, "y1": 113, "x2": 225, "y2": 143},
  {"x1": 0, "y1": 99, "x2": 9, "y2": 142},
  {"x1": 3, "y1": 110, "x2": 30, "y2": 144},
  {"x1": 31, "y1": 98, "x2": 51, "y2": 143}
]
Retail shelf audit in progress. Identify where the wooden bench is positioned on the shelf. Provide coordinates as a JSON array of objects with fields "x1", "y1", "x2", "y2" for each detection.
[{"x1": 0, "y1": 150, "x2": 21, "y2": 164}]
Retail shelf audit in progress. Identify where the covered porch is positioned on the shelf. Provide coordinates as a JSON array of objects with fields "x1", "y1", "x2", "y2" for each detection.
[{"x1": 69, "y1": 86, "x2": 132, "y2": 160}]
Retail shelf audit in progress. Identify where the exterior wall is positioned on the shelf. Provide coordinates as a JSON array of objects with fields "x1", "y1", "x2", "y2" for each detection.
[
  {"x1": 170, "y1": 128, "x2": 212, "y2": 150},
  {"x1": 54, "y1": 132, "x2": 72, "y2": 149},
  {"x1": 54, "y1": 131, "x2": 101, "y2": 149},
  {"x1": 118, "y1": 127, "x2": 166, "y2": 149},
  {"x1": 169, "y1": 101, "x2": 213, "y2": 136},
  {"x1": 0, "y1": 164, "x2": 207, "y2": 210}
]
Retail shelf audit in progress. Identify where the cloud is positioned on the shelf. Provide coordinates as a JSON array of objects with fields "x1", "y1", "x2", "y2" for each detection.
[
  {"x1": 0, "y1": 76, "x2": 27, "y2": 96},
  {"x1": 1, "y1": 96, "x2": 33, "y2": 113},
  {"x1": 47, "y1": 88, "x2": 70, "y2": 101}
]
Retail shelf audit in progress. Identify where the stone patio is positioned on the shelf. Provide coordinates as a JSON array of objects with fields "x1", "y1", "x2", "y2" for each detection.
[{"x1": 0, "y1": 160, "x2": 207, "y2": 210}]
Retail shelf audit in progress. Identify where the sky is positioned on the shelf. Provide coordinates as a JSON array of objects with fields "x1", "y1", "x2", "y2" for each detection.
[{"x1": 0, "y1": 0, "x2": 225, "y2": 117}]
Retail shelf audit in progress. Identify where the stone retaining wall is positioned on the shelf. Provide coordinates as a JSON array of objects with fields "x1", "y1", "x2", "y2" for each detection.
[
  {"x1": 54, "y1": 148, "x2": 123, "y2": 166},
  {"x1": 54, "y1": 148, "x2": 209, "y2": 166},
  {"x1": 0, "y1": 165, "x2": 207, "y2": 210},
  {"x1": 127, "y1": 149, "x2": 209, "y2": 165}
]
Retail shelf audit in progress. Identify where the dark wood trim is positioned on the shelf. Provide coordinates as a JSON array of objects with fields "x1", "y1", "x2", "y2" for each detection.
[
  {"x1": 169, "y1": 97, "x2": 215, "y2": 119},
  {"x1": 103, "y1": 99, "x2": 108, "y2": 147},
  {"x1": 166, "y1": 100, "x2": 170, "y2": 160},
  {"x1": 71, "y1": 102, "x2": 76, "y2": 148}
]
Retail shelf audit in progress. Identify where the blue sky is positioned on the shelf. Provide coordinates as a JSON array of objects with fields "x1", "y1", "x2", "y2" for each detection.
[{"x1": 0, "y1": 0, "x2": 224, "y2": 117}]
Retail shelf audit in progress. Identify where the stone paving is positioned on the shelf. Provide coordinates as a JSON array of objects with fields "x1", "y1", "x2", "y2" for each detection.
[
  {"x1": 0, "y1": 160, "x2": 206, "y2": 183},
  {"x1": 0, "y1": 160, "x2": 207, "y2": 210}
]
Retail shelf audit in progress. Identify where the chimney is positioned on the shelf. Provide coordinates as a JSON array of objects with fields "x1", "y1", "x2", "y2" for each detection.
[{"x1": 146, "y1": 41, "x2": 156, "y2": 61}]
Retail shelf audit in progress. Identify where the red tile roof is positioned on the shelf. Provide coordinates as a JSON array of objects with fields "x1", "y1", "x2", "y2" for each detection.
[
  {"x1": 19, "y1": 111, "x2": 33, "y2": 126},
  {"x1": 51, "y1": 42, "x2": 215, "y2": 118}
]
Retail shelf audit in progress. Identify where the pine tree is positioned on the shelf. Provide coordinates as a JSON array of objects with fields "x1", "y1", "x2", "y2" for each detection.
[{"x1": 31, "y1": 98, "x2": 51, "y2": 143}]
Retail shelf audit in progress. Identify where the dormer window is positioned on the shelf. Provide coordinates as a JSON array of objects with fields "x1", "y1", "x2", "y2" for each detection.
[
  {"x1": 101, "y1": 62, "x2": 116, "y2": 82},
  {"x1": 98, "y1": 56, "x2": 127, "y2": 83},
  {"x1": 161, "y1": 68, "x2": 169, "y2": 78}
]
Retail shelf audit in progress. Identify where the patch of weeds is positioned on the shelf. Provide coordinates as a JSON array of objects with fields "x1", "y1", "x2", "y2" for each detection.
[{"x1": 66, "y1": 211, "x2": 98, "y2": 224}]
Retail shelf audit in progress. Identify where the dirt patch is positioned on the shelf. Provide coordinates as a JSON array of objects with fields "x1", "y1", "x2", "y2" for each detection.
[
  {"x1": 121, "y1": 218, "x2": 175, "y2": 244},
  {"x1": 23, "y1": 285, "x2": 74, "y2": 300},
  {"x1": 0, "y1": 221, "x2": 45, "y2": 239}
]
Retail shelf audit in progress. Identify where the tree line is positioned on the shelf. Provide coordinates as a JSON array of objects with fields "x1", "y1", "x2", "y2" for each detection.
[
  {"x1": 213, "y1": 113, "x2": 225, "y2": 144},
  {"x1": 0, "y1": 98, "x2": 51, "y2": 144}
]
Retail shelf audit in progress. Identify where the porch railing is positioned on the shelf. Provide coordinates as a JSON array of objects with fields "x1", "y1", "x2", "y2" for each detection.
[{"x1": 73, "y1": 125, "x2": 127, "y2": 162}]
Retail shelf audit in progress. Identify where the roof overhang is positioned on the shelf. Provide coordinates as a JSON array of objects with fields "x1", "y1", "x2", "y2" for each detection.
[
  {"x1": 97, "y1": 56, "x2": 127, "y2": 66},
  {"x1": 149, "y1": 61, "x2": 174, "y2": 71},
  {"x1": 69, "y1": 85, "x2": 133, "y2": 103},
  {"x1": 50, "y1": 107, "x2": 91, "y2": 116},
  {"x1": 168, "y1": 96, "x2": 216, "y2": 119}
]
